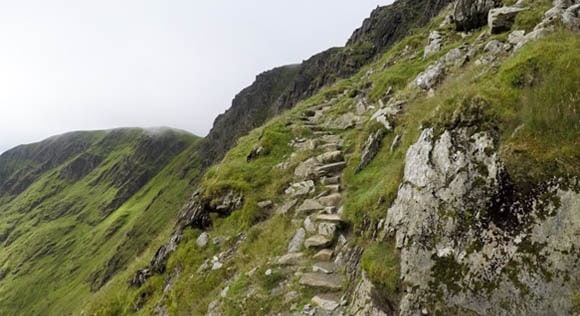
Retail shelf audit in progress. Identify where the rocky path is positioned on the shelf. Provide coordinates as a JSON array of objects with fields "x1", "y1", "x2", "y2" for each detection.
[{"x1": 275, "y1": 102, "x2": 355, "y2": 315}]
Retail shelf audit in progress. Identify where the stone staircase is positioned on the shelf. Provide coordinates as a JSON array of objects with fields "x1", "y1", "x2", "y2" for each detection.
[{"x1": 277, "y1": 102, "x2": 355, "y2": 314}]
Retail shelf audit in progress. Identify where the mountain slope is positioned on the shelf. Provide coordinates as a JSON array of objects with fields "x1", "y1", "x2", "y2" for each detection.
[
  {"x1": 83, "y1": 0, "x2": 580, "y2": 315},
  {"x1": 0, "y1": 128, "x2": 203, "y2": 315},
  {"x1": 198, "y1": 0, "x2": 454, "y2": 165}
]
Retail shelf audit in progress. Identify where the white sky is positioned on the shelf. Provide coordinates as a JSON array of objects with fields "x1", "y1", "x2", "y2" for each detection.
[{"x1": 0, "y1": 0, "x2": 389, "y2": 154}]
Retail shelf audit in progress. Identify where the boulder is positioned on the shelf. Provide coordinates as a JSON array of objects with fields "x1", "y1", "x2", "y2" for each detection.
[
  {"x1": 454, "y1": 0, "x2": 502, "y2": 31},
  {"x1": 318, "y1": 193, "x2": 343, "y2": 207},
  {"x1": 563, "y1": 4, "x2": 580, "y2": 29},
  {"x1": 312, "y1": 262, "x2": 337, "y2": 274},
  {"x1": 313, "y1": 249, "x2": 334, "y2": 261},
  {"x1": 316, "y1": 150, "x2": 343, "y2": 164},
  {"x1": 257, "y1": 200, "x2": 272, "y2": 209},
  {"x1": 294, "y1": 158, "x2": 319, "y2": 179},
  {"x1": 299, "y1": 273, "x2": 343, "y2": 290},
  {"x1": 196, "y1": 232, "x2": 209, "y2": 248},
  {"x1": 304, "y1": 235, "x2": 333, "y2": 249},
  {"x1": 276, "y1": 199, "x2": 298, "y2": 215},
  {"x1": 444, "y1": 44, "x2": 470, "y2": 67},
  {"x1": 413, "y1": 61, "x2": 445, "y2": 90},
  {"x1": 285, "y1": 180, "x2": 315, "y2": 196},
  {"x1": 278, "y1": 252, "x2": 305, "y2": 265},
  {"x1": 297, "y1": 199, "x2": 325, "y2": 214},
  {"x1": 304, "y1": 216, "x2": 317, "y2": 233},
  {"x1": 507, "y1": 30, "x2": 526, "y2": 45},
  {"x1": 318, "y1": 222, "x2": 338, "y2": 237},
  {"x1": 424, "y1": 31, "x2": 443, "y2": 58},
  {"x1": 312, "y1": 293, "x2": 341, "y2": 311},
  {"x1": 316, "y1": 214, "x2": 345, "y2": 224},
  {"x1": 287, "y1": 228, "x2": 306, "y2": 253},
  {"x1": 488, "y1": 7, "x2": 527, "y2": 34},
  {"x1": 315, "y1": 162, "x2": 347, "y2": 175},
  {"x1": 321, "y1": 176, "x2": 341, "y2": 185}
]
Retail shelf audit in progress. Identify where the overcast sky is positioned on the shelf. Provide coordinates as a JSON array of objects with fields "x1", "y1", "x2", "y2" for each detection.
[{"x1": 0, "y1": 0, "x2": 389, "y2": 154}]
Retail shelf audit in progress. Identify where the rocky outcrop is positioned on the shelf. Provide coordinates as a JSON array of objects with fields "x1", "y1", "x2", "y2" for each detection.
[
  {"x1": 384, "y1": 127, "x2": 580, "y2": 315},
  {"x1": 453, "y1": 0, "x2": 502, "y2": 31},
  {"x1": 356, "y1": 129, "x2": 386, "y2": 173},
  {"x1": 488, "y1": 7, "x2": 527, "y2": 34}
]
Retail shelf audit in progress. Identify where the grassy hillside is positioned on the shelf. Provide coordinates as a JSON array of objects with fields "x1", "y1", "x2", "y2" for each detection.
[
  {"x1": 83, "y1": 4, "x2": 579, "y2": 312},
  {"x1": 0, "y1": 128, "x2": 203, "y2": 315}
]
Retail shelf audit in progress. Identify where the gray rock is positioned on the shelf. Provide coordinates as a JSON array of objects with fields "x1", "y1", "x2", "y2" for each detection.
[
  {"x1": 454, "y1": 0, "x2": 502, "y2": 31},
  {"x1": 312, "y1": 262, "x2": 337, "y2": 274},
  {"x1": 357, "y1": 129, "x2": 386, "y2": 173},
  {"x1": 312, "y1": 293, "x2": 341, "y2": 311},
  {"x1": 196, "y1": 232, "x2": 209, "y2": 248},
  {"x1": 320, "y1": 134, "x2": 343, "y2": 146},
  {"x1": 563, "y1": 3, "x2": 580, "y2": 29},
  {"x1": 257, "y1": 200, "x2": 272, "y2": 209},
  {"x1": 347, "y1": 272, "x2": 389, "y2": 316},
  {"x1": 276, "y1": 199, "x2": 298, "y2": 215},
  {"x1": 297, "y1": 199, "x2": 325, "y2": 214},
  {"x1": 288, "y1": 228, "x2": 306, "y2": 253},
  {"x1": 315, "y1": 162, "x2": 347, "y2": 175},
  {"x1": 507, "y1": 30, "x2": 526, "y2": 45},
  {"x1": 313, "y1": 249, "x2": 334, "y2": 261},
  {"x1": 278, "y1": 252, "x2": 305, "y2": 265},
  {"x1": 285, "y1": 180, "x2": 315, "y2": 196},
  {"x1": 316, "y1": 150, "x2": 343, "y2": 164},
  {"x1": 318, "y1": 222, "x2": 338, "y2": 237},
  {"x1": 304, "y1": 216, "x2": 317, "y2": 233},
  {"x1": 294, "y1": 158, "x2": 320, "y2": 179},
  {"x1": 325, "y1": 112, "x2": 360, "y2": 130},
  {"x1": 484, "y1": 39, "x2": 505, "y2": 54},
  {"x1": 321, "y1": 176, "x2": 341, "y2": 185},
  {"x1": 413, "y1": 61, "x2": 445, "y2": 90},
  {"x1": 299, "y1": 272, "x2": 343, "y2": 290},
  {"x1": 304, "y1": 235, "x2": 332, "y2": 249},
  {"x1": 424, "y1": 31, "x2": 443, "y2": 58},
  {"x1": 444, "y1": 45, "x2": 470, "y2": 67},
  {"x1": 316, "y1": 214, "x2": 345, "y2": 224},
  {"x1": 318, "y1": 193, "x2": 342, "y2": 207},
  {"x1": 488, "y1": 7, "x2": 527, "y2": 34}
]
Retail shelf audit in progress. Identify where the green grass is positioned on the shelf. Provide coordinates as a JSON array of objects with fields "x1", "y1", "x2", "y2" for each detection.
[{"x1": 0, "y1": 128, "x2": 201, "y2": 315}]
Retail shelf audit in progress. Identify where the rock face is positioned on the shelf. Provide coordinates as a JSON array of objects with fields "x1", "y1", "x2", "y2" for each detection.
[
  {"x1": 357, "y1": 129, "x2": 386, "y2": 173},
  {"x1": 384, "y1": 127, "x2": 580, "y2": 315},
  {"x1": 454, "y1": 0, "x2": 501, "y2": 31},
  {"x1": 488, "y1": 7, "x2": 527, "y2": 34}
]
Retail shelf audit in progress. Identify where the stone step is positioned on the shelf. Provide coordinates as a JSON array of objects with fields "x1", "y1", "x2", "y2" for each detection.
[
  {"x1": 299, "y1": 272, "x2": 343, "y2": 290},
  {"x1": 278, "y1": 252, "x2": 305, "y2": 266},
  {"x1": 318, "y1": 193, "x2": 342, "y2": 207},
  {"x1": 318, "y1": 222, "x2": 338, "y2": 237},
  {"x1": 313, "y1": 131, "x2": 332, "y2": 136},
  {"x1": 312, "y1": 262, "x2": 337, "y2": 274},
  {"x1": 316, "y1": 150, "x2": 343, "y2": 164},
  {"x1": 320, "y1": 143, "x2": 341, "y2": 152},
  {"x1": 304, "y1": 235, "x2": 333, "y2": 249},
  {"x1": 316, "y1": 214, "x2": 345, "y2": 223},
  {"x1": 313, "y1": 249, "x2": 334, "y2": 262},
  {"x1": 297, "y1": 199, "x2": 325, "y2": 215},
  {"x1": 311, "y1": 293, "x2": 341, "y2": 311},
  {"x1": 315, "y1": 162, "x2": 347, "y2": 175},
  {"x1": 324, "y1": 184, "x2": 341, "y2": 192},
  {"x1": 321, "y1": 176, "x2": 341, "y2": 185}
]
